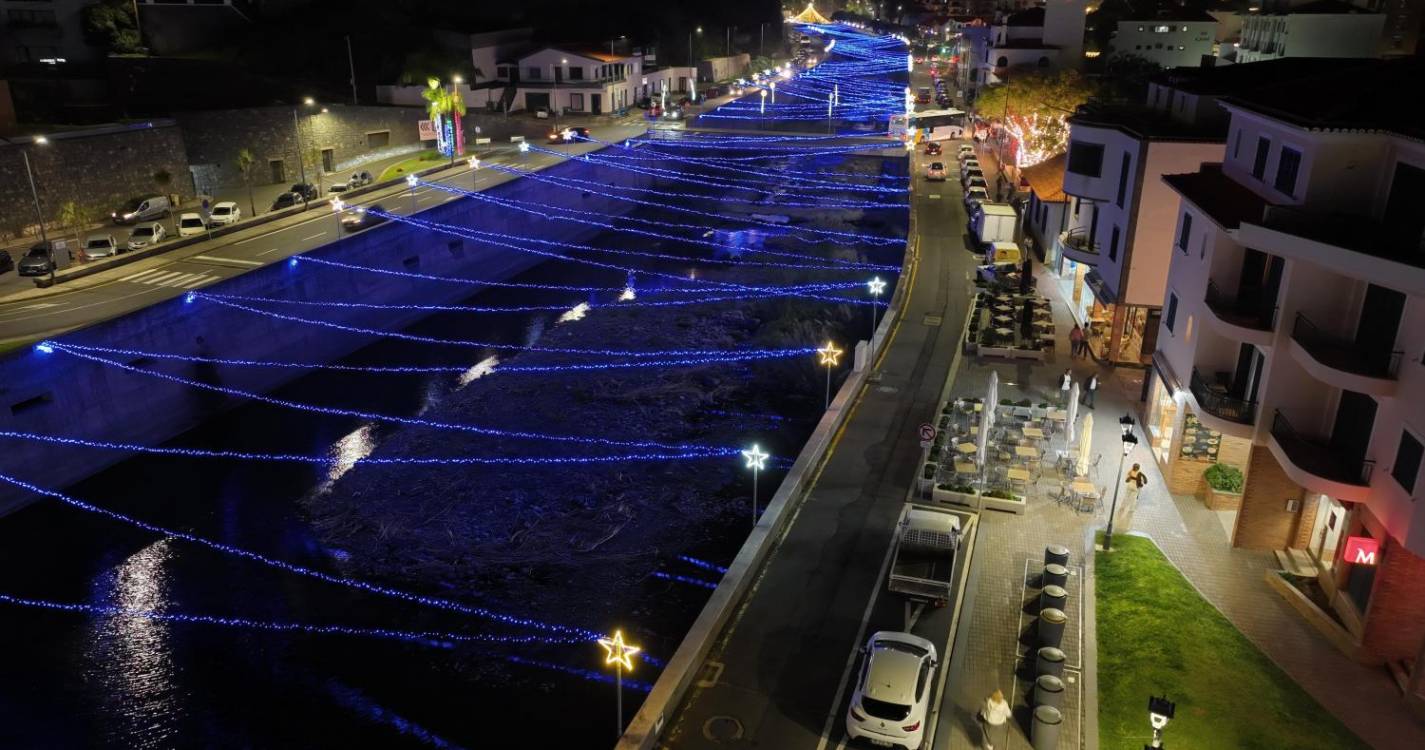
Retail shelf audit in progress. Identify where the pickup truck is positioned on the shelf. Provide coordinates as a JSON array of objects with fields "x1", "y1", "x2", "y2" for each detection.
[{"x1": 888, "y1": 503, "x2": 962, "y2": 604}]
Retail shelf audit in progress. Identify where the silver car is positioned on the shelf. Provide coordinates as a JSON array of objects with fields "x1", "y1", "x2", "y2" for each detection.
[
  {"x1": 83, "y1": 234, "x2": 120, "y2": 260},
  {"x1": 126, "y1": 222, "x2": 166, "y2": 250}
]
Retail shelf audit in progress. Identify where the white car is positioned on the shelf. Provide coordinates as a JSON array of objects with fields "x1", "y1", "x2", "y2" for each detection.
[
  {"x1": 177, "y1": 213, "x2": 207, "y2": 237},
  {"x1": 846, "y1": 631, "x2": 938, "y2": 750},
  {"x1": 349, "y1": 170, "x2": 374, "y2": 188},
  {"x1": 208, "y1": 201, "x2": 241, "y2": 226},
  {"x1": 964, "y1": 186, "x2": 990, "y2": 208},
  {"x1": 82, "y1": 234, "x2": 120, "y2": 260},
  {"x1": 126, "y1": 222, "x2": 166, "y2": 250}
]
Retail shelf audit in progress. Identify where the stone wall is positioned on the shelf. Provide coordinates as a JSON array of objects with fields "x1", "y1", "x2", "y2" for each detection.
[
  {"x1": 1362, "y1": 539, "x2": 1425, "y2": 664},
  {"x1": 1233, "y1": 445, "x2": 1308, "y2": 550},
  {"x1": 0, "y1": 122, "x2": 191, "y2": 242}
]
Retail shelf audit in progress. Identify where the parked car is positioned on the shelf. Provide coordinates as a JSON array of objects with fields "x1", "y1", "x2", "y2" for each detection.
[
  {"x1": 925, "y1": 162, "x2": 947, "y2": 181},
  {"x1": 177, "y1": 213, "x2": 207, "y2": 237},
  {"x1": 111, "y1": 195, "x2": 171, "y2": 225},
  {"x1": 83, "y1": 234, "x2": 120, "y2": 260},
  {"x1": 126, "y1": 221, "x2": 166, "y2": 250},
  {"x1": 961, "y1": 167, "x2": 985, "y2": 185},
  {"x1": 846, "y1": 631, "x2": 938, "y2": 750},
  {"x1": 327, "y1": 183, "x2": 349, "y2": 196},
  {"x1": 290, "y1": 183, "x2": 320, "y2": 201},
  {"x1": 662, "y1": 107, "x2": 685, "y2": 120},
  {"x1": 0, "y1": 250, "x2": 12, "y2": 275},
  {"x1": 341, "y1": 204, "x2": 389, "y2": 233},
  {"x1": 924, "y1": 142, "x2": 942, "y2": 156},
  {"x1": 965, "y1": 176, "x2": 989, "y2": 192},
  {"x1": 957, "y1": 144, "x2": 975, "y2": 158},
  {"x1": 18, "y1": 242, "x2": 57, "y2": 276},
  {"x1": 270, "y1": 192, "x2": 304, "y2": 211},
  {"x1": 208, "y1": 201, "x2": 241, "y2": 226},
  {"x1": 964, "y1": 186, "x2": 990, "y2": 207},
  {"x1": 349, "y1": 170, "x2": 374, "y2": 188}
]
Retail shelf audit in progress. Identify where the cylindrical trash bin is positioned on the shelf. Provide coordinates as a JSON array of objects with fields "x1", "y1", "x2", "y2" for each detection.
[
  {"x1": 1039, "y1": 607, "x2": 1067, "y2": 648},
  {"x1": 1044, "y1": 544, "x2": 1070, "y2": 569},
  {"x1": 1043, "y1": 563, "x2": 1069, "y2": 588},
  {"x1": 1032, "y1": 705, "x2": 1063, "y2": 750},
  {"x1": 1035, "y1": 674, "x2": 1065, "y2": 711},
  {"x1": 1040, "y1": 584, "x2": 1068, "y2": 613},
  {"x1": 1036, "y1": 646, "x2": 1065, "y2": 678}
]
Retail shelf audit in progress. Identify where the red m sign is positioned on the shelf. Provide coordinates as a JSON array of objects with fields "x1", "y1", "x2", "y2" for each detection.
[{"x1": 1344, "y1": 536, "x2": 1380, "y2": 566}]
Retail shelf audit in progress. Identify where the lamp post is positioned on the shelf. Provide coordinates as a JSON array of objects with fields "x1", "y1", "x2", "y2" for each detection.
[
  {"x1": 448, "y1": 75, "x2": 464, "y2": 167},
  {"x1": 867, "y1": 276, "x2": 887, "y2": 347},
  {"x1": 760, "y1": 88, "x2": 767, "y2": 119},
  {"x1": 1147, "y1": 695, "x2": 1175, "y2": 749},
  {"x1": 468, "y1": 156, "x2": 480, "y2": 189},
  {"x1": 20, "y1": 136, "x2": 49, "y2": 245},
  {"x1": 1104, "y1": 414, "x2": 1140, "y2": 551},
  {"x1": 597, "y1": 630, "x2": 640, "y2": 739},
  {"x1": 742, "y1": 444, "x2": 769, "y2": 525},
  {"x1": 405, "y1": 174, "x2": 418, "y2": 213},
  {"x1": 817, "y1": 342, "x2": 843, "y2": 410},
  {"x1": 551, "y1": 59, "x2": 567, "y2": 126},
  {"x1": 689, "y1": 26, "x2": 702, "y2": 67},
  {"x1": 770, "y1": 80, "x2": 777, "y2": 104},
  {"x1": 290, "y1": 98, "x2": 317, "y2": 199},
  {"x1": 330, "y1": 197, "x2": 345, "y2": 234}
]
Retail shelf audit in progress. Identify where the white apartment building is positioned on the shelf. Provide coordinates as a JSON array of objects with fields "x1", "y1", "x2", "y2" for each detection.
[
  {"x1": 956, "y1": 2, "x2": 1088, "y2": 96},
  {"x1": 499, "y1": 48, "x2": 643, "y2": 115},
  {"x1": 1231, "y1": 0, "x2": 1385, "y2": 63},
  {"x1": 1107, "y1": 12, "x2": 1217, "y2": 68},
  {"x1": 1146, "y1": 57, "x2": 1425, "y2": 705}
]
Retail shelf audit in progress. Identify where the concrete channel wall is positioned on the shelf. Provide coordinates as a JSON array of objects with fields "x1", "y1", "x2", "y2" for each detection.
[
  {"x1": 0, "y1": 154, "x2": 655, "y2": 516},
  {"x1": 618, "y1": 218, "x2": 918, "y2": 749}
]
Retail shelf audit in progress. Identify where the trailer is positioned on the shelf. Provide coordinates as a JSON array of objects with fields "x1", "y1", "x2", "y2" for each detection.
[{"x1": 888, "y1": 503, "x2": 962, "y2": 608}]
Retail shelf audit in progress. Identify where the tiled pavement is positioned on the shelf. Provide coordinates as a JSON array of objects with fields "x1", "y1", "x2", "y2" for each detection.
[{"x1": 935, "y1": 266, "x2": 1425, "y2": 750}]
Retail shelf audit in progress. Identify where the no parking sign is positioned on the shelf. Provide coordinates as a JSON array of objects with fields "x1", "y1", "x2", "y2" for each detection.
[{"x1": 918, "y1": 422, "x2": 937, "y2": 448}]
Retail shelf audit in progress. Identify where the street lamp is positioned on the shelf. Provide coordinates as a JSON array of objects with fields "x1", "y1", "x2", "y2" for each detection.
[
  {"x1": 867, "y1": 276, "x2": 887, "y2": 346},
  {"x1": 689, "y1": 26, "x2": 703, "y2": 66},
  {"x1": 770, "y1": 80, "x2": 777, "y2": 104},
  {"x1": 551, "y1": 58, "x2": 568, "y2": 126},
  {"x1": 330, "y1": 197, "x2": 346, "y2": 234},
  {"x1": 817, "y1": 342, "x2": 843, "y2": 410},
  {"x1": 597, "y1": 629, "x2": 640, "y2": 739},
  {"x1": 468, "y1": 156, "x2": 480, "y2": 189},
  {"x1": 291, "y1": 98, "x2": 318, "y2": 196},
  {"x1": 405, "y1": 173, "x2": 419, "y2": 212},
  {"x1": 742, "y1": 444, "x2": 769, "y2": 525},
  {"x1": 1147, "y1": 695, "x2": 1175, "y2": 748},
  {"x1": 760, "y1": 88, "x2": 767, "y2": 116},
  {"x1": 19, "y1": 135, "x2": 50, "y2": 246},
  {"x1": 1103, "y1": 414, "x2": 1140, "y2": 551}
]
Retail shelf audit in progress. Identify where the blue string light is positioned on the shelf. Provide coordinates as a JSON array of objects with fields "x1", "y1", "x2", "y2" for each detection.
[
  {"x1": 677, "y1": 555, "x2": 729, "y2": 575},
  {"x1": 504, "y1": 655, "x2": 654, "y2": 693},
  {"x1": 651, "y1": 571, "x2": 718, "y2": 590},
  {"x1": 0, "y1": 471, "x2": 603, "y2": 639}
]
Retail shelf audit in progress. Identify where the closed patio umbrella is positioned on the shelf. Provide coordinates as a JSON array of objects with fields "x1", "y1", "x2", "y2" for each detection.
[{"x1": 1076, "y1": 412, "x2": 1094, "y2": 477}]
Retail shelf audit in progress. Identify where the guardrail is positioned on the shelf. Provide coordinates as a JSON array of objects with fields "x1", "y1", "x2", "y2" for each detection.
[
  {"x1": 1291, "y1": 312, "x2": 1402, "y2": 379},
  {"x1": 1204, "y1": 279, "x2": 1277, "y2": 331},
  {"x1": 1271, "y1": 410, "x2": 1374, "y2": 486},
  {"x1": 1189, "y1": 367, "x2": 1256, "y2": 425}
]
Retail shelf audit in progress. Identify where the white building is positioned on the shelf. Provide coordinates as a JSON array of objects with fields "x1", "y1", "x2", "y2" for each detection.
[
  {"x1": 958, "y1": 3, "x2": 1088, "y2": 94},
  {"x1": 1231, "y1": 0, "x2": 1385, "y2": 63},
  {"x1": 1107, "y1": 11, "x2": 1218, "y2": 68},
  {"x1": 1145, "y1": 57, "x2": 1425, "y2": 706},
  {"x1": 1020, "y1": 152, "x2": 1069, "y2": 264},
  {"x1": 501, "y1": 48, "x2": 643, "y2": 115}
]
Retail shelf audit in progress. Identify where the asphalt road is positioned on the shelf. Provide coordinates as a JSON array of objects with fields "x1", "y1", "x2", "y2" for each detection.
[{"x1": 0, "y1": 124, "x2": 648, "y2": 345}]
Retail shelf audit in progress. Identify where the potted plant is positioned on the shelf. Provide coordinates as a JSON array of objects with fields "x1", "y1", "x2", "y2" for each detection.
[
  {"x1": 933, "y1": 481, "x2": 980, "y2": 507},
  {"x1": 981, "y1": 487, "x2": 1027, "y2": 514},
  {"x1": 918, "y1": 462, "x2": 937, "y2": 493},
  {"x1": 1202, "y1": 463, "x2": 1244, "y2": 510}
]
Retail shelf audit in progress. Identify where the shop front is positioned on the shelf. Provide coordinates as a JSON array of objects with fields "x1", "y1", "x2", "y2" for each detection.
[
  {"x1": 1146, "y1": 358, "x2": 1251, "y2": 500},
  {"x1": 1079, "y1": 272, "x2": 1160, "y2": 366}
]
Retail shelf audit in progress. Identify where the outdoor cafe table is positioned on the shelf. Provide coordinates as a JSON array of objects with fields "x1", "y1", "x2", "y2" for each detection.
[
  {"x1": 1015, "y1": 446, "x2": 1039, "y2": 459},
  {"x1": 1022, "y1": 426, "x2": 1046, "y2": 440},
  {"x1": 956, "y1": 443, "x2": 978, "y2": 455},
  {"x1": 1006, "y1": 467, "x2": 1032, "y2": 483},
  {"x1": 1045, "y1": 408, "x2": 1067, "y2": 422},
  {"x1": 1070, "y1": 479, "x2": 1097, "y2": 497},
  {"x1": 954, "y1": 460, "x2": 978, "y2": 474}
]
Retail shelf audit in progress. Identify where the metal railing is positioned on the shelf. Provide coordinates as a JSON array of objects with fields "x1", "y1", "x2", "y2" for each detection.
[
  {"x1": 1059, "y1": 228, "x2": 1099, "y2": 256},
  {"x1": 1271, "y1": 410, "x2": 1375, "y2": 487},
  {"x1": 1189, "y1": 367, "x2": 1257, "y2": 424},
  {"x1": 1291, "y1": 313, "x2": 1402, "y2": 379},
  {"x1": 1204, "y1": 279, "x2": 1278, "y2": 331}
]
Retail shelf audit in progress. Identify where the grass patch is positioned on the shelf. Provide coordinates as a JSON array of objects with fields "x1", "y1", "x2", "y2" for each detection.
[
  {"x1": 1096, "y1": 534, "x2": 1369, "y2": 750},
  {"x1": 377, "y1": 150, "x2": 447, "y2": 182}
]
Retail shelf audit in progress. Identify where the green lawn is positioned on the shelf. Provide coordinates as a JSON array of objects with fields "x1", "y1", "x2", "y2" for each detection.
[
  {"x1": 377, "y1": 150, "x2": 447, "y2": 182},
  {"x1": 1096, "y1": 534, "x2": 1369, "y2": 750}
]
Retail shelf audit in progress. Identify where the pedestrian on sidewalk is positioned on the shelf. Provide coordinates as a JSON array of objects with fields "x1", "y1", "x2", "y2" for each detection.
[
  {"x1": 978, "y1": 688, "x2": 1013, "y2": 750},
  {"x1": 1058, "y1": 369, "x2": 1072, "y2": 406},
  {"x1": 1125, "y1": 462, "x2": 1147, "y2": 506},
  {"x1": 1083, "y1": 372, "x2": 1099, "y2": 408},
  {"x1": 1069, "y1": 324, "x2": 1085, "y2": 359}
]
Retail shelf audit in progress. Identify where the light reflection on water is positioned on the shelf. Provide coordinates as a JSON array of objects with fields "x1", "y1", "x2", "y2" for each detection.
[
  {"x1": 321, "y1": 424, "x2": 377, "y2": 491},
  {"x1": 84, "y1": 540, "x2": 182, "y2": 750}
]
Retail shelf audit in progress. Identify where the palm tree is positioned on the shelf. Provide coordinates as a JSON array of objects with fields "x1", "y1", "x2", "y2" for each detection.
[
  {"x1": 420, "y1": 77, "x2": 467, "y2": 158},
  {"x1": 235, "y1": 148, "x2": 257, "y2": 216}
]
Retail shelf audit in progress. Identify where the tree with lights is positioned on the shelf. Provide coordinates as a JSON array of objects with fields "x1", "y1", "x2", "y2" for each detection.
[
  {"x1": 421, "y1": 77, "x2": 467, "y2": 158},
  {"x1": 973, "y1": 69, "x2": 1099, "y2": 168}
]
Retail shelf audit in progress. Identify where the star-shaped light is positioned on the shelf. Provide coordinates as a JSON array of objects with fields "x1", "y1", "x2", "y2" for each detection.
[
  {"x1": 330, "y1": 197, "x2": 345, "y2": 213},
  {"x1": 468, "y1": 156, "x2": 480, "y2": 170},
  {"x1": 518, "y1": 141, "x2": 531, "y2": 153},
  {"x1": 867, "y1": 277, "x2": 887, "y2": 297},
  {"x1": 405, "y1": 174, "x2": 419, "y2": 187},
  {"x1": 562, "y1": 129, "x2": 575, "y2": 142},
  {"x1": 597, "y1": 630, "x2": 640, "y2": 672},
  {"x1": 817, "y1": 342, "x2": 843, "y2": 367},
  {"x1": 742, "y1": 444, "x2": 769, "y2": 472},
  {"x1": 619, "y1": 286, "x2": 636, "y2": 301}
]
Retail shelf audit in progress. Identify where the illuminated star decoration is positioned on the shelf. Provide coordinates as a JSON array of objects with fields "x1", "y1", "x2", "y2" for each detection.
[
  {"x1": 331, "y1": 198, "x2": 345, "y2": 213},
  {"x1": 597, "y1": 629, "x2": 640, "y2": 672},
  {"x1": 468, "y1": 156, "x2": 480, "y2": 170},
  {"x1": 817, "y1": 342, "x2": 843, "y2": 367},
  {"x1": 867, "y1": 277, "x2": 887, "y2": 297},
  {"x1": 562, "y1": 129, "x2": 576, "y2": 142},
  {"x1": 405, "y1": 174, "x2": 419, "y2": 187},
  {"x1": 518, "y1": 141, "x2": 531, "y2": 153},
  {"x1": 742, "y1": 444, "x2": 769, "y2": 472}
]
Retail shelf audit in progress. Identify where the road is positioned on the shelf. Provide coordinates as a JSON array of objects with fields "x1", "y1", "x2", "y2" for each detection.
[
  {"x1": 0, "y1": 124, "x2": 648, "y2": 346},
  {"x1": 660, "y1": 87, "x2": 987, "y2": 748}
]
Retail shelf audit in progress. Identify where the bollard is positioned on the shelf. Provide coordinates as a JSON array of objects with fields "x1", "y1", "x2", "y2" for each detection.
[
  {"x1": 1043, "y1": 563, "x2": 1069, "y2": 588},
  {"x1": 1040, "y1": 584, "x2": 1068, "y2": 614},
  {"x1": 1036, "y1": 646, "x2": 1065, "y2": 678},
  {"x1": 1032, "y1": 705, "x2": 1063, "y2": 750},
  {"x1": 1044, "y1": 544, "x2": 1070, "y2": 569},
  {"x1": 1035, "y1": 674, "x2": 1065, "y2": 711},
  {"x1": 1039, "y1": 607, "x2": 1067, "y2": 648}
]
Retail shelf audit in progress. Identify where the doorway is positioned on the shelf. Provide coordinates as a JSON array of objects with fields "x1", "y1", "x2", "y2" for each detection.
[
  {"x1": 269, "y1": 159, "x2": 285, "y2": 183},
  {"x1": 1330, "y1": 390, "x2": 1377, "y2": 477},
  {"x1": 1354, "y1": 284, "x2": 1404, "y2": 375},
  {"x1": 1309, "y1": 495, "x2": 1346, "y2": 571},
  {"x1": 321, "y1": 148, "x2": 335, "y2": 173},
  {"x1": 1382, "y1": 161, "x2": 1425, "y2": 260},
  {"x1": 591, "y1": 93, "x2": 602, "y2": 114}
]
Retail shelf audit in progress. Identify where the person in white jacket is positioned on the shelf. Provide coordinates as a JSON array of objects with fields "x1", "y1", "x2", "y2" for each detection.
[{"x1": 979, "y1": 687, "x2": 1013, "y2": 749}]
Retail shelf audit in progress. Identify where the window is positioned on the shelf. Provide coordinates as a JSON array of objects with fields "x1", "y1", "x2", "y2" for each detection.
[
  {"x1": 526, "y1": 67, "x2": 542, "y2": 80},
  {"x1": 568, "y1": 66, "x2": 584, "y2": 80},
  {"x1": 1154, "y1": 25, "x2": 1171, "y2": 33},
  {"x1": 1177, "y1": 212, "x2": 1192, "y2": 253},
  {"x1": 1165, "y1": 293, "x2": 1178, "y2": 333},
  {"x1": 1067, "y1": 142, "x2": 1105, "y2": 177},
  {"x1": 569, "y1": 92, "x2": 584, "y2": 111},
  {"x1": 1109, "y1": 225, "x2": 1120, "y2": 261},
  {"x1": 1116, "y1": 153, "x2": 1130, "y2": 208},
  {"x1": 1252, "y1": 136, "x2": 1270, "y2": 179},
  {"x1": 1231, "y1": 129, "x2": 1241, "y2": 159},
  {"x1": 321, "y1": 148, "x2": 334, "y2": 172},
  {"x1": 1274, "y1": 147, "x2": 1302, "y2": 197},
  {"x1": 365, "y1": 131, "x2": 389, "y2": 149},
  {"x1": 1392, "y1": 430, "x2": 1423, "y2": 494}
]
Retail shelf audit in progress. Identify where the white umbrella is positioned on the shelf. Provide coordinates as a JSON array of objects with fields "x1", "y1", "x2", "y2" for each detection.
[
  {"x1": 979, "y1": 370, "x2": 998, "y2": 464},
  {"x1": 1076, "y1": 412, "x2": 1094, "y2": 477},
  {"x1": 1066, "y1": 383, "x2": 1080, "y2": 445}
]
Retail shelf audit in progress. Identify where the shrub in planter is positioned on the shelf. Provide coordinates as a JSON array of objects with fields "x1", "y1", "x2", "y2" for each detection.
[
  {"x1": 983, "y1": 488, "x2": 1020, "y2": 500},
  {"x1": 1017, "y1": 398, "x2": 1033, "y2": 407},
  {"x1": 1204, "y1": 463, "x2": 1244, "y2": 493},
  {"x1": 922, "y1": 463, "x2": 937, "y2": 480},
  {"x1": 937, "y1": 482, "x2": 976, "y2": 494},
  {"x1": 1000, "y1": 398, "x2": 1014, "y2": 406}
]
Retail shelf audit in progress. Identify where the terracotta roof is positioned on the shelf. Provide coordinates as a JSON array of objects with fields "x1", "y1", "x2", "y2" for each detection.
[
  {"x1": 1021, "y1": 153, "x2": 1067, "y2": 203},
  {"x1": 1162, "y1": 164, "x2": 1269, "y2": 230}
]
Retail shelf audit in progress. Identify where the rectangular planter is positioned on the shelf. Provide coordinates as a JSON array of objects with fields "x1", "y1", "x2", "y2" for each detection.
[
  {"x1": 1010, "y1": 348, "x2": 1046, "y2": 361},
  {"x1": 932, "y1": 487, "x2": 981, "y2": 508},
  {"x1": 978, "y1": 345, "x2": 1014, "y2": 358},
  {"x1": 981, "y1": 493, "x2": 1026, "y2": 514},
  {"x1": 1264, "y1": 571, "x2": 1369, "y2": 663},
  {"x1": 1203, "y1": 486, "x2": 1243, "y2": 511}
]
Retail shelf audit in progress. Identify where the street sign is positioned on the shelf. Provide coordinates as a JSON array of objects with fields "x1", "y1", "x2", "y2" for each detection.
[
  {"x1": 418, "y1": 119, "x2": 437, "y2": 141},
  {"x1": 1344, "y1": 536, "x2": 1379, "y2": 565},
  {"x1": 918, "y1": 423, "x2": 937, "y2": 442}
]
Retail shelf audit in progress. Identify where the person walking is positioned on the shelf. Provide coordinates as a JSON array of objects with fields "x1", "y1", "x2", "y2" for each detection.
[
  {"x1": 978, "y1": 688, "x2": 1013, "y2": 750},
  {"x1": 1083, "y1": 372, "x2": 1099, "y2": 408},
  {"x1": 1125, "y1": 462, "x2": 1147, "y2": 508},
  {"x1": 1058, "y1": 369, "x2": 1072, "y2": 406},
  {"x1": 1069, "y1": 324, "x2": 1085, "y2": 359}
]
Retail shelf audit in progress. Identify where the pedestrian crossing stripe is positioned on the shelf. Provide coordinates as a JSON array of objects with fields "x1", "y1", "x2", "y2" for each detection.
[{"x1": 121, "y1": 269, "x2": 219, "y2": 288}]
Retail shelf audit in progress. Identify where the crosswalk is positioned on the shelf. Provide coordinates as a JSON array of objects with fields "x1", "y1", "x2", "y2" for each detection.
[{"x1": 120, "y1": 268, "x2": 220, "y2": 289}]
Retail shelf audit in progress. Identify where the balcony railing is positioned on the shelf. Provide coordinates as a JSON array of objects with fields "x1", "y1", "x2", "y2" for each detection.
[
  {"x1": 1059, "y1": 228, "x2": 1099, "y2": 257},
  {"x1": 1204, "y1": 279, "x2": 1277, "y2": 331},
  {"x1": 1291, "y1": 313, "x2": 1402, "y2": 380},
  {"x1": 1190, "y1": 368, "x2": 1257, "y2": 425},
  {"x1": 1271, "y1": 410, "x2": 1374, "y2": 487},
  {"x1": 1257, "y1": 205, "x2": 1425, "y2": 269}
]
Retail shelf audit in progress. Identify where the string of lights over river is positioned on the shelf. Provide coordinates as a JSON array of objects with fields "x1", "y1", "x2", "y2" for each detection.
[{"x1": 0, "y1": 26, "x2": 910, "y2": 748}]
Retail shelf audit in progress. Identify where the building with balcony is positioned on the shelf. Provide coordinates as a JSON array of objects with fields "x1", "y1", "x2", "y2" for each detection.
[
  {"x1": 1228, "y1": 0, "x2": 1385, "y2": 64},
  {"x1": 1020, "y1": 152, "x2": 1068, "y2": 263},
  {"x1": 498, "y1": 48, "x2": 643, "y2": 115},
  {"x1": 1146, "y1": 56, "x2": 1425, "y2": 704},
  {"x1": 954, "y1": 2, "x2": 1088, "y2": 100}
]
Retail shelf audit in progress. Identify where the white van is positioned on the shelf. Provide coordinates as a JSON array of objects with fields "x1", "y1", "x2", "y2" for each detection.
[
  {"x1": 970, "y1": 202, "x2": 1017, "y2": 245},
  {"x1": 112, "y1": 195, "x2": 172, "y2": 225}
]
